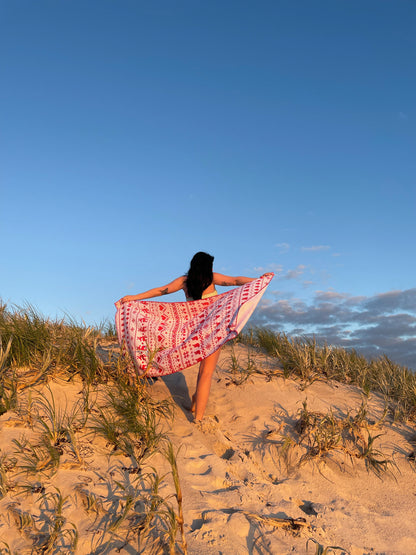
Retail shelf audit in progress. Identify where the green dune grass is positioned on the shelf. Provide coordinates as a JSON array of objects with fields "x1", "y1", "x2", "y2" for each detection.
[{"x1": 237, "y1": 327, "x2": 416, "y2": 422}]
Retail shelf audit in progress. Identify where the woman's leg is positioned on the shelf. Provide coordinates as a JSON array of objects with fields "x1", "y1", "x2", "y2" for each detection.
[
  {"x1": 189, "y1": 361, "x2": 208, "y2": 413},
  {"x1": 192, "y1": 348, "x2": 221, "y2": 421}
]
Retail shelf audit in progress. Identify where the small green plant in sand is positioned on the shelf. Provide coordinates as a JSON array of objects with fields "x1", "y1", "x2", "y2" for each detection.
[
  {"x1": 34, "y1": 388, "x2": 75, "y2": 445},
  {"x1": 261, "y1": 399, "x2": 395, "y2": 477},
  {"x1": 10, "y1": 387, "x2": 90, "y2": 477},
  {"x1": 133, "y1": 469, "x2": 185, "y2": 555},
  {"x1": 89, "y1": 377, "x2": 172, "y2": 466},
  {"x1": 0, "y1": 452, "x2": 17, "y2": 498},
  {"x1": 6, "y1": 502, "x2": 37, "y2": 539},
  {"x1": 358, "y1": 431, "x2": 393, "y2": 477},
  {"x1": 165, "y1": 442, "x2": 187, "y2": 554},
  {"x1": 12, "y1": 436, "x2": 62, "y2": 477},
  {"x1": 75, "y1": 484, "x2": 105, "y2": 516},
  {"x1": 306, "y1": 537, "x2": 349, "y2": 554},
  {"x1": 34, "y1": 388, "x2": 90, "y2": 468},
  {"x1": 224, "y1": 344, "x2": 258, "y2": 386},
  {"x1": 34, "y1": 487, "x2": 78, "y2": 553},
  {"x1": 85, "y1": 466, "x2": 186, "y2": 554}
]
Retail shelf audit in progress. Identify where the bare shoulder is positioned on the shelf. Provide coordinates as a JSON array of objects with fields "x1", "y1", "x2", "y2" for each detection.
[{"x1": 170, "y1": 275, "x2": 187, "y2": 288}]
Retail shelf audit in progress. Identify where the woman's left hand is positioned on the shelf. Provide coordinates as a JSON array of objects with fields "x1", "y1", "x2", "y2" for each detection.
[{"x1": 115, "y1": 296, "x2": 130, "y2": 308}]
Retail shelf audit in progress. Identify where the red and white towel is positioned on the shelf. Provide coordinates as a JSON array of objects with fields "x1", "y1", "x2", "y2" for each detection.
[{"x1": 115, "y1": 273, "x2": 273, "y2": 377}]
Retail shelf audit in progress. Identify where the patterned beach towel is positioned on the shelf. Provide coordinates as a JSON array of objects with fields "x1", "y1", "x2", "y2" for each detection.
[{"x1": 115, "y1": 273, "x2": 274, "y2": 377}]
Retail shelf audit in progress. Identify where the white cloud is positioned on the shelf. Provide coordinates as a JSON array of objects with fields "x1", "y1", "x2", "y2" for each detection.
[
  {"x1": 254, "y1": 264, "x2": 283, "y2": 274},
  {"x1": 275, "y1": 242, "x2": 290, "y2": 254},
  {"x1": 301, "y1": 245, "x2": 330, "y2": 252}
]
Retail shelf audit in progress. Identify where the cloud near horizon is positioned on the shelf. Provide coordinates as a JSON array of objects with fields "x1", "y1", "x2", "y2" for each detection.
[
  {"x1": 252, "y1": 287, "x2": 416, "y2": 370},
  {"x1": 283, "y1": 265, "x2": 307, "y2": 280}
]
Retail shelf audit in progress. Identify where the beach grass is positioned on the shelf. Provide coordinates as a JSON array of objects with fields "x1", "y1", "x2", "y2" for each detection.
[
  {"x1": 0, "y1": 303, "x2": 185, "y2": 553},
  {"x1": 239, "y1": 328, "x2": 416, "y2": 422},
  {"x1": 223, "y1": 344, "x2": 258, "y2": 386}
]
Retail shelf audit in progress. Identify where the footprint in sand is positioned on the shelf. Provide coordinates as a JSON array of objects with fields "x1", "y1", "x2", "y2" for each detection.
[
  {"x1": 193, "y1": 418, "x2": 237, "y2": 458},
  {"x1": 186, "y1": 457, "x2": 212, "y2": 476}
]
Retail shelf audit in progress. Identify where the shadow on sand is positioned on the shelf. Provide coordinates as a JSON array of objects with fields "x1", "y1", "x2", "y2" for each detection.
[{"x1": 161, "y1": 372, "x2": 194, "y2": 422}]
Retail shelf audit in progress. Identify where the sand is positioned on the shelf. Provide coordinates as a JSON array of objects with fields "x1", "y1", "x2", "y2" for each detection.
[{"x1": 0, "y1": 342, "x2": 415, "y2": 554}]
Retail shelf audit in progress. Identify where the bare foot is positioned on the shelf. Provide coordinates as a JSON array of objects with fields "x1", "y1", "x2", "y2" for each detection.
[
  {"x1": 193, "y1": 415, "x2": 219, "y2": 432},
  {"x1": 183, "y1": 394, "x2": 196, "y2": 413}
]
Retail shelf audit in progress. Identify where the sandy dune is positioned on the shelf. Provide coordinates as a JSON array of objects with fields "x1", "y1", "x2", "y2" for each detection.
[
  {"x1": 155, "y1": 344, "x2": 416, "y2": 554},
  {"x1": 0, "y1": 342, "x2": 415, "y2": 554}
]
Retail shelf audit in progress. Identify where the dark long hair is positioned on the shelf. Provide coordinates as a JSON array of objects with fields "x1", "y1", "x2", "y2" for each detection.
[{"x1": 186, "y1": 252, "x2": 214, "y2": 300}]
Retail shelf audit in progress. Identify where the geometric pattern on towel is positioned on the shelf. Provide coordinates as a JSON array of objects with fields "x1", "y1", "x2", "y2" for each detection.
[{"x1": 115, "y1": 273, "x2": 274, "y2": 377}]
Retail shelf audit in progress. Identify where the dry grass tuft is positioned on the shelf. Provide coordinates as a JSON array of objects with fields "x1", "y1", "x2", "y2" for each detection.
[{"x1": 260, "y1": 399, "x2": 396, "y2": 478}]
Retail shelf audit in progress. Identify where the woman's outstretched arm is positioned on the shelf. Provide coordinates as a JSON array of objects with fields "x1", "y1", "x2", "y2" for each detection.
[
  {"x1": 115, "y1": 276, "x2": 186, "y2": 307},
  {"x1": 213, "y1": 273, "x2": 256, "y2": 286}
]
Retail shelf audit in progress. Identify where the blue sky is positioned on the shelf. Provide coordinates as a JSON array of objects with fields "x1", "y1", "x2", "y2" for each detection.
[{"x1": 1, "y1": 1, "x2": 415, "y2": 369}]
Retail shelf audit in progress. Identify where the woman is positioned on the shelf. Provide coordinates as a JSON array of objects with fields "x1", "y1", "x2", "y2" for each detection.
[{"x1": 116, "y1": 252, "x2": 256, "y2": 421}]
